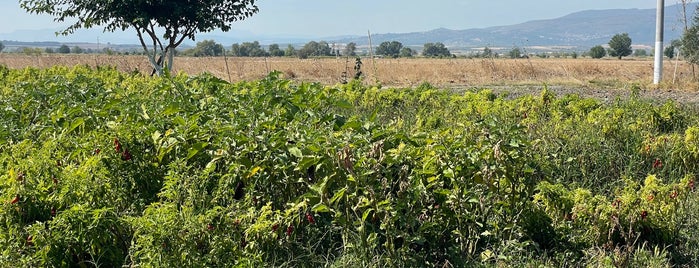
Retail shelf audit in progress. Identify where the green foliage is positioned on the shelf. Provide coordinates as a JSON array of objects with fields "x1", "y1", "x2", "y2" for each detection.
[
  {"x1": 422, "y1": 42, "x2": 451, "y2": 58},
  {"x1": 589, "y1": 45, "x2": 607, "y2": 59},
  {"x1": 19, "y1": 0, "x2": 258, "y2": 75},
  {"x1": 509, "y1": 47, "x2": 523, "y2": 59},
  {"x1": 376, "y1": 41, "x2": 403, "y2": 58},
  {"x1": 57, "y1": 44, "x2": 70, "y2": 54},
  {"x1": 268, "y1": 44, "x2": 285, "y2": 57},
  {"x1": 1, "y1": 66, "x2": 699, "y2": 266},
  {"x1": 0, "y1": 42, "x2": 4, "y2": 53},
  {"x1": 344, "y1": 42, "x2": 357, "y2": 57},
  {"x1": 184, "y1": 40, "x2": 224, "y2": 57},
  {"x1": 231, "y1": 41, "x2": 268, "y2": 57},
  {"x1": 683, "y1": 7, "x2": 699, "y2": 66},
  {"x1": 297, "y1": 41, "x2": 332, "y2": 59},
  {"x1": 608, "y1": 33, "x2": 633, "y2": 59}
]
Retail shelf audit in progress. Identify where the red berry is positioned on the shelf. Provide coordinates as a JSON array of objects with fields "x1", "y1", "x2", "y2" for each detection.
[
  {"x1": 121, "y1": 148, "x2": 132, "y2": 161},
  {"x1": 286, "y1": 225, "x2": 294, "y2": 236},
  {"x1": 26, "y1": 236, "x2": 33, "y2": 246},
  {"x1": 10, "y1": 195, "x2": 19, "y2": 204},
  {"x1": 272, "y1": 224, "x2": 279, "y2": 232},
  {"x1": 50, "y1": 207, "x2": 56, "y2": 217},
  {"x1": 670, "y1": 191, "x2": 678, "y2": 199},
  {"x1": 207, "y1": 224, "x2": 215, "y2": 231},
  {"x1": 653, "y1": 159, "x2": 662, "y2": 169},
  {"x1": 305, "y1": 213, "x2": 315, "y2": 224},
  {"x1": 114, "y1": 138, "x2": 122, "y2": 152},
  {"x1": 94, "y1": 148, "x2": 101, "y2": 155},
  {"x1": 641, "y1": 210, "x2": 648, "y2": 220}
]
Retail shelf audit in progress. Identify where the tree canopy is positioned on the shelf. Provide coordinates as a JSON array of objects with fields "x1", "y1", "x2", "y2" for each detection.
[
  {"x1": 376, "y1": 41, "x2": 403, "y2": 58},
  {"x1": 422, "y1": 43, "x2": 451, "y2": 58},
  {"x1": 608, "y1": 33, "x2": 633, "y2": 60},
  {"x1": 20, "y1": 0, "x2": 258, "y2": 75},
  {"x1": 589, "y1": 45, "x2": 606, "y2": 59}
]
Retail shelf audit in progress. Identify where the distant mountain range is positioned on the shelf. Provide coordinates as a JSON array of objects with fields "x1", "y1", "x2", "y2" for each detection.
[
  {"x1": 1, "y1": 3, "x2": 697, "y2": 51},
  {"x1": 338, "y1": 3, "x2": 699, "y2": 50}
]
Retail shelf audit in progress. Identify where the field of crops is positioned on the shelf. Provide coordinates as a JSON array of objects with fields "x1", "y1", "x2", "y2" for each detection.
[{"x1": 1, "y1": 65, "x2": 699, "y2": 267}]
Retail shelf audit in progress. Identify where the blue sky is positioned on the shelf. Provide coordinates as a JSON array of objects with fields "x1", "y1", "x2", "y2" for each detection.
[{"x1": 0, "y1": 0, "x2": 669, "y2": 37}]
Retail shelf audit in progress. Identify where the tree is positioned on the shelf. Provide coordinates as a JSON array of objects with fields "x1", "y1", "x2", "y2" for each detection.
[
  {"x1": 0, "y1": 42, "x2": 4, "y2": 53},
  {"x1": 608, "y1": 33, "x2": 633, "y2": 59},
  {"x1": 58, "y1": 44, "x2": 71, "y2": 54},
  {"x1": 231, "y1": 41, "x2": 268, "y2": 57},
  {"x1": 285, "y1": 45, "x2": 297, "y2": 57},
  {"x1": 344, "y1": 42, "x2": 357, "y2": 57},
  {"x1": 268, "y1": 44, "x2": 285, "y2": 57},
  {"x1": 482, "y1": 46, "x2": 493, "y2": 58},
  {"x1": 508, "y1": 47, "x2": 522, "y2": 59},
  {"x1": 297, "y1": 41, "x2": 332, "y2": 59},
  {"x1": 20, "y1": 0, "x2": 258, "y2": 76},
  {"x1": 589, "y1": 45, "x2": 606, "y2": 59},
  {"x1": 683, "y1": 7, "x2": 699, "y2": 70},
  {"x1": 422, "y1": 42, "x2": 451, "y2": 58},
  {"x1": 187, "y1": 40, "x2": 224, "y2": 57},
  {"x1": 45, "y1": 47, "x2": 55, "y2": 53},
  {"x1": 376, "y1": 41, "x2": 403, "y2": 58},
  {"x1": 400, "y1": 47, "x2": 415, "y2": 58},
  {"x1": 72, "y1": 46, "x2": 84, "y2": 54},
  {"x1": 634, "y1": 49, "x2": 647, "y2": 57}
]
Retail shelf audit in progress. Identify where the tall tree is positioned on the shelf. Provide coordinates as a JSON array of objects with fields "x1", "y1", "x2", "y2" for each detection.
[
  {"x1": 344, "y1": 42, "x2": 357, "y2": 57},
  {"x1": 422, "y1": 42, "x2": 451, "y2": 58},
  {"x1": 376, "y1": 41, "x2": 403, "y2": 58},
  {"x1": 20, "y1": 0, "x2": 258, "y2": 76},
  {"x1": 608, "y1": 33, "x2": 633, "y2": 60}
]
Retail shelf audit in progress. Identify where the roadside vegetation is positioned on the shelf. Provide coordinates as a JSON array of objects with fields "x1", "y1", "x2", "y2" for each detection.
[{"x1": 1, "y1": 66, "x2": 699, "y2": 266}]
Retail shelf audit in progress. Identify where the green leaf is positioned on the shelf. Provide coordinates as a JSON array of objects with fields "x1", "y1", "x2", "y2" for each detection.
[
  {"x1": 362, "y1": 208, "x2": 374, "y2": 222},
  {"x1": 67, "y1": 117, "x2": 85, "y2": 133},
  {"x1": 288, "y1": 147, "x2": 302, "y2": 158},
  {"x1": 312, "y1": 204, "x2": 332, "y2": 213},
  {"x1": 334, "y1": 100, "x2": 353, "y2": 109},
  {"x1": 186, "y1": 142, "x2": 208, "y2": 160},
  {"x1": 330, "y1": 187, "x2": 347, "y2": 205}
]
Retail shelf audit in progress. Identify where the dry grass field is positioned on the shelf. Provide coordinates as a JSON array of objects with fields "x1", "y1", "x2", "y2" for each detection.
[{"x1": 1, "y1": 53, "x2": 698, "y2": 91}]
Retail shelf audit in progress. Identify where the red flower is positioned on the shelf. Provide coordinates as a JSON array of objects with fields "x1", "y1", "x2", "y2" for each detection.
[
  {"x1": 653, "y1": 159, "x2": 662, "y2": 169},
  {"x1": 305, "y1": 213, "x2": 315, "y2": 224},
  {"x1": 641, "y1": 210, "x2": 648, "y2": 220},
  {"x1": 121, "y1": 148, "x2": 132, "y2": 161},
  {"x1": 114, "y1": 138, "x2": 122, "y2": 153},
  {"x1": 207, "y1": 224, "x2": 215, "y2": 231},
  {"x1": 286, "y1": 225, "x2": 294, "y2": 236},
  {"x1": 10, "y1": 195, "x2": 19, "y2": 204},
  {"x1": 272, "y1": 224, "x2": 279, "y2": 232}
]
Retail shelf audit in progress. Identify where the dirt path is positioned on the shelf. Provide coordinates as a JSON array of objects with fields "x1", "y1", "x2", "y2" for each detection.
[{"x1": 452, "y1": 85, "x2": 699, "y2": 105}]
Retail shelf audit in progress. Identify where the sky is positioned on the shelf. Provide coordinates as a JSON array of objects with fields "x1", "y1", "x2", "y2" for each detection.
[{"x1": 0, "y1": 0, "x2": 669, "y2": 40}]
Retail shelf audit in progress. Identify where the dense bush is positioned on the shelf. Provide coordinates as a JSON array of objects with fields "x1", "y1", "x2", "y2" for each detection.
[{"x1": 0, "y1": 66, "x2": 698, "y2": 266}]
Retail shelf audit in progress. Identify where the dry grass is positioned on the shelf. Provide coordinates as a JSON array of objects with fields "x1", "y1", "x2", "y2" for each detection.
[{"x1": 1, "y1": 53, "x2": 697, "y2": 90}]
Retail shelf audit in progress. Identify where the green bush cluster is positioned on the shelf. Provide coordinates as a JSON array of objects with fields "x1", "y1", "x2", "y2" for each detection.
[{"x1": 0, "y1": 66, "x2": 698, "y2": 266}]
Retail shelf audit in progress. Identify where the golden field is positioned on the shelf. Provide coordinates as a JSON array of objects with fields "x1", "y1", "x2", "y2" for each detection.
[{"x1": 1, "y1": 54, "x2": 697, "y2": 90}]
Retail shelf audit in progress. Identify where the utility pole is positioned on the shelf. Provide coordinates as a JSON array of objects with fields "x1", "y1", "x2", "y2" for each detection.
[{"x1": 653, "y1": 0, "x2": 665, "y2": 84}]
